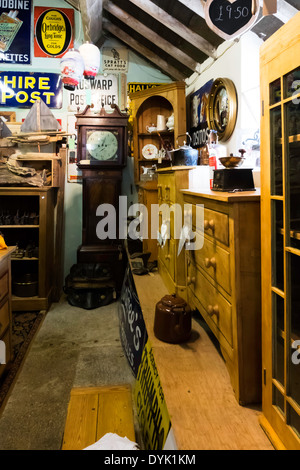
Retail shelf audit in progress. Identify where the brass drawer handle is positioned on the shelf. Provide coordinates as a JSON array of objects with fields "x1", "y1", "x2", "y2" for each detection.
[
  {"x1": 205, "y1": 257, "x2": 216, "y2": 269},
  {"x1": 165, "y1": 254, "x2": 171, "y2": 260},
  {"x1": 204, "y1": 219, "x2": 215, "y2": 231},
  {"x1": 207, "y1": 305, "x2": 219, "y2": 317},
  {"x1": 187, "y1": 276, "x2": 196, "y2": 285},
  {"x1": 165, "y1": 186, "x2": 170, "y2": 201}
]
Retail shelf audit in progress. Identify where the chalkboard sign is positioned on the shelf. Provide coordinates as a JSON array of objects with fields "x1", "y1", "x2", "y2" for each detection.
[{"x1": 205, "y1": 0, "x2": 260, "y2": 40}]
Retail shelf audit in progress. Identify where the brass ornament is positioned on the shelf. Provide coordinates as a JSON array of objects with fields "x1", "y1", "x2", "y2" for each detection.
[{"x1": 206, "y1": 77, "x2": 237, "y2": 142}]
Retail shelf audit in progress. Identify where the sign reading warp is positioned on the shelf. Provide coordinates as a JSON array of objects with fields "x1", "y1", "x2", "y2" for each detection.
[{"x1": 0, "y1": 71, "x2": 62, "y2": 108}]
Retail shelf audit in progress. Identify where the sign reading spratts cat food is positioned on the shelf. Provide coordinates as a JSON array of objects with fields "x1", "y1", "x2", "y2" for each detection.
[
  {"x1": 34, "y1": 7, "x2": 74, "y2": 58},
  {"x1": 103, "y1": 47, "x2": 128, "y2": 73}
]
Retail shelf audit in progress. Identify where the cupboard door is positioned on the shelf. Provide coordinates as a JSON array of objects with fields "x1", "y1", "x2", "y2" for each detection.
[{"x1": 261, "y1": 32, "x2": 300, "y2": 448}]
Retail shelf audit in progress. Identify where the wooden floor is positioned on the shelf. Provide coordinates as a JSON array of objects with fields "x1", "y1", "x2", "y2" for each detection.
[
  {"x1": 62, "y1": 385, "x2": 136, "y2": 450},
  {"x1": 132, "y1": 268, "x2": 274, "y2": 450}
]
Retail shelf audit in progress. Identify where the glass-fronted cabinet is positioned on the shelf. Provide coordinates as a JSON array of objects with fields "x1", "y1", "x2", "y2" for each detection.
[{"x1": 260, "y1": 13, "x2": 300, "y2": 450}]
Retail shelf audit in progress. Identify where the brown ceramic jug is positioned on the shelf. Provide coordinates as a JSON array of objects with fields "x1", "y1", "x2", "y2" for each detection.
[{"x1": 154, "y1": 293, "x2": 191, "y2": 344}]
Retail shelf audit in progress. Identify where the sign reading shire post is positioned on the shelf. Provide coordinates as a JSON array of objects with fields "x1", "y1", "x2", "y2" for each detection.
[
  {"x1": 0, "y1": 71, "x2": 62, "y2": 108},
  {"x1": 34, "y1": 7, "x2": 74, "y2": 58}
]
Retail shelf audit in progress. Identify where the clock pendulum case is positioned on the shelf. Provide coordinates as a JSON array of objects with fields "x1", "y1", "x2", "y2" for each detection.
[{"x1": 75, "y1": 104, "x2": 129, "y2": 292}]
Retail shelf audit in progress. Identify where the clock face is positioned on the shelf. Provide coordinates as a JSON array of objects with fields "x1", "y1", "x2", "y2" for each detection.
[{"x1": 86, "y1": 130, "x2": 119, "y2": 161}]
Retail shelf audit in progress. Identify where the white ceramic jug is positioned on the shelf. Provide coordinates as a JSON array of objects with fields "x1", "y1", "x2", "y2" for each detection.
[{"x1": 157, "y1": 115, "x2": 166, "y2": 131}]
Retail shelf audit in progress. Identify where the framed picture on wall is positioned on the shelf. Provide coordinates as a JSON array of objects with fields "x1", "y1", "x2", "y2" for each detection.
[{"x1": 0, "y1": 111, "x2": 16, "y2": 122}]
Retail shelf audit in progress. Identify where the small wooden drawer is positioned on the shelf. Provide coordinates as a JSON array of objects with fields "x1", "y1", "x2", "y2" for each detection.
[
  {"x1": 187, "y1": 261, "x2": 233, "y2": 346},
  {"x1": 158, "y1": 207, "x2": 176, "y2": 240},
  {"x1": 157, "y1": 174, "x2": 175, "y2": 204},
  {"x1": 0, "y1": 300, "x2": 9, "y2": 337},
  {"x1": 0, "y1": 328, "x2": 11, "y2": 379},
  {"x1": 192, "y1": 205, "x2": 229, "y2": 246},
  {"x1": 187, "y1": 235, "x2": 231, "y2": 295},
  {"x1": 158, "y1": 239, "x2": 175, "y2": 281},
  {"x1": 0, "y1": 272, "x2": 9, "y2": 304}
]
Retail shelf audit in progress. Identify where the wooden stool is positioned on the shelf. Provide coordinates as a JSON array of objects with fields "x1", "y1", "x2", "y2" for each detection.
[{"x1": 62, "y1": 385, "x2": 136, "y2": 450}]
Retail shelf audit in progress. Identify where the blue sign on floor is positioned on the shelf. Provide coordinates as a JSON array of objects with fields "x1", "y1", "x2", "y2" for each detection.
[{"x1": 119, "y1": 265, "x2": 148, "y2": 377}]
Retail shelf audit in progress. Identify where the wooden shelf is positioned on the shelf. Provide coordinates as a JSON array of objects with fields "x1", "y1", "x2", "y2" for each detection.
[
  {"x1": 0, "y1": 225, "x2": 39, "y2": 229},
  {"x1": 129, "y1": 81, "x2": 187, "y2": 184},
  {"x1": 138, "y1": 131, "x2": 174, "y2": 137}
]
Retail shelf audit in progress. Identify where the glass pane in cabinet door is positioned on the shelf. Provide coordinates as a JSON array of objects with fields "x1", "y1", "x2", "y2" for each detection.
[
  {"x1": 273, "y1": 293, "x2": 285, "y2": 386},
  {"x1": 290, "y1": 253, "x2": 300, "y2": 343},
  {"x1": 273, "y1": 327, "x2": 284, "y2": 386},
  {"x1": 274, "y1": 292, "x2": 285, "y2": 333},
  {"x1": 288, "y1": 405, "x2": 300, "y2": 439},
  {"x1": 284, "y1": 67, "x2": 300, "y2": 100},
  {"x1": 270, "y1": 107, "x2": 283, "y2": 196},
  {"x1": 272, "y1": 200, "x2": 284, "y2": 291},
  {"x1": 290, "y1": 344, "x2": 300, "y2": 408},
  {"x1": 286, "y1": 101, "x2": 300, "y2": 250},
  {"x1": 272, "y1": 385, "x2": 285, "y2": 415},
  {"x1": 270, "y1": 78, "x2": 282, "y2": 105}
]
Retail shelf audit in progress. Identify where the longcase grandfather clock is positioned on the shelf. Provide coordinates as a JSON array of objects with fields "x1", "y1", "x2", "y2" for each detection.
[{"x1": 75, "y1": 104, "x2": 129, "y2": 292}]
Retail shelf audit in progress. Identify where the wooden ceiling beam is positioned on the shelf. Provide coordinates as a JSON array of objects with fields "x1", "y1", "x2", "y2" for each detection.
[
  {"x1": 259, "y1": 0, "x2": 298, "y2": 22},
  {"x1": 127, "y1": 0, "x2": 216, "y2": 58},
  {"x1": 79, "y1": 0, "x2": 104, "y2": 44},
  {"x1": 103, "y1": 1, "x2": 200, "y2": 72},
  {"x1": 102, "y1": 19, "x2": 187, "y2": 81},
  {"x1": 176, "y1": 0, "x2": 205, "y2": 18}
]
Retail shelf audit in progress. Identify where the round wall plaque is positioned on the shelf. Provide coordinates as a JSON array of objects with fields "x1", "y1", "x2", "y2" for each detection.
[{"x1": 206, "y1": 78, "x2": 238, "y2": 142}]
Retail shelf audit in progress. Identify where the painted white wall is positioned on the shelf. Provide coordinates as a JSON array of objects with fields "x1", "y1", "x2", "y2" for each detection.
[{"x1": 186, "y1": 31, "x2": 263, "y2": 177}]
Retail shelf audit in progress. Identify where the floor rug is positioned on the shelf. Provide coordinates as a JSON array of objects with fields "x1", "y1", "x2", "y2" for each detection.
[{"x1": 0, "y1": 311, "x2": 45, "y2": 411}]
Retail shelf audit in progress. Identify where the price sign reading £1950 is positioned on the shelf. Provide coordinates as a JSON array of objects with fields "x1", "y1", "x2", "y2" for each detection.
[{"x1": 205, "y1": 0, "x2": 260, "y2": 40}]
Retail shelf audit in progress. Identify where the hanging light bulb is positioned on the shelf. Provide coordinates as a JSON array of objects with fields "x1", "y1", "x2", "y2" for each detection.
[
  {"x1": 60, "y1": 48, "x2": 85, "y2": 91},
  {"x1": 79, "y1": 42, "x2": 101, "y2": 80}
]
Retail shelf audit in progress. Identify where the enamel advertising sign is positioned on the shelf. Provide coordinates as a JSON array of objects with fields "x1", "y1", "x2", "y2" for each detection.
[
  {"x1": 0, "y1": 0, "x2": 32, "y2": 65},
  {"x1": 34, "y1": 7, "x2": 74, "y2": 58},
  {"x1": 0, "y1": 71, "x2": 62, "y2": 108}
]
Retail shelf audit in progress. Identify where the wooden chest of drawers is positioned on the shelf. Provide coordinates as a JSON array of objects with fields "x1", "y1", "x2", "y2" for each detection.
[
  {"x1": 157, "y1": 167, "x2": 194, "y2": 299},
  {"x1": 0, "y1": 247, "x2": 15, "y2": 379},
  {"x1": 183, "y1": 190, "x2": 261, "y2": 405}
]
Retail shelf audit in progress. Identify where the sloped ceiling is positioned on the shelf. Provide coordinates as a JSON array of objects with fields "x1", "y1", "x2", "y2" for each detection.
[{"x1": 65, "y1": 0, "x2": 300, "y2": 80}]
